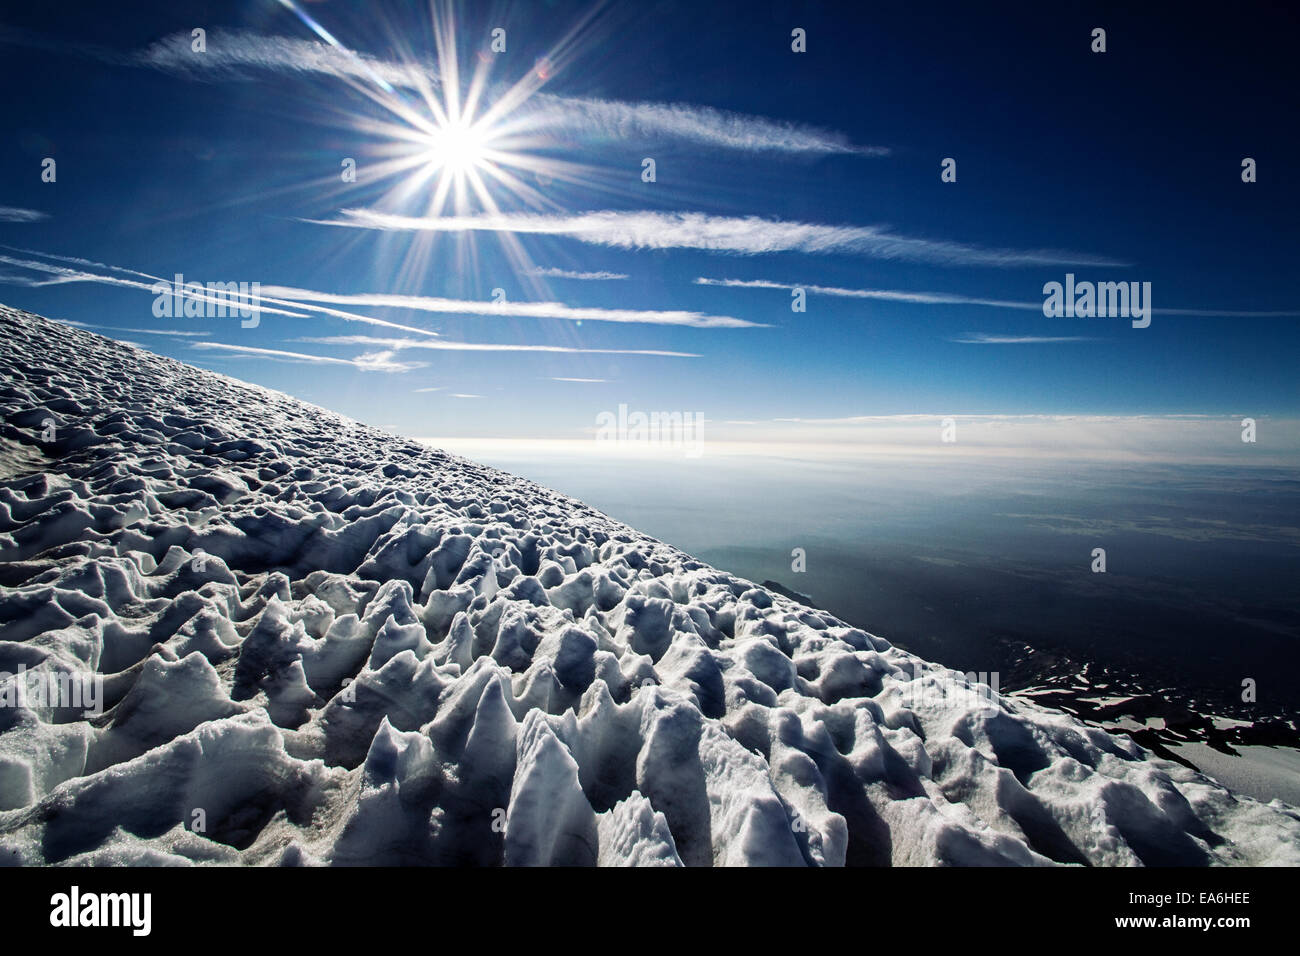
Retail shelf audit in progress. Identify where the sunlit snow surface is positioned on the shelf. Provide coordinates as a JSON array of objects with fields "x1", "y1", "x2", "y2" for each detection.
[{"x1": 1, "y1": 305, "x2": 1297, "y2": 866}]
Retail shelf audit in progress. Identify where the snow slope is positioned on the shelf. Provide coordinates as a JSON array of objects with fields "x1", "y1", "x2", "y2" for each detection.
[{"x1": 0, "y1": 304, "x2": 1296, "y2": 866}]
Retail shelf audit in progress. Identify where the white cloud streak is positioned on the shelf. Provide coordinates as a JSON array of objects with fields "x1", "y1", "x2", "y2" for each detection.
[
  {"x1": 695, "y1": 276, "x2": 1040, "y2": 309},
  {"x1": 295, "y1": 335, "x2": 699, "y2": 357},
  {"x1": 261, "y1": 284, "x2": 761, "y2": 329},
  {"x1": 91, "y1": 325, "x2": 212, "y2": 337},
  {"x1": 0, "y1": 207, "x2": 48, "y2": 223},
  {"x1": 950, "y1": 333, "x2": 1093, "y2": 344},
  {"x1": 131, "y1": 30, "x2": 884, "y2": 157},
  {"x1": 192, "y1": 341, "x2": 426, "y2": 372},
  {"x1": 136, "y1": 30, "x2": 437, "y2": 90},
  {"x1": 526, "y1": 267, "x2": 630, "y2": 281},
  {"x1": 0, "y1": 254, "x2": 315, "y2": 318},
  {"x1": 697, "y1": 276, "x2": 1300, "y2": 318},
  {"x1": 528, "y1": 93, "x2": 885, "y2": 156},
  {"x1": 315, "y1": 209, "x2": 1123, "y2": 268},
  {"x1": 0, "y1": 248, "x2": 703, "y2": 363},
  {"x1": 0, "y1": 249, "x2": 441, "y2": 335}
]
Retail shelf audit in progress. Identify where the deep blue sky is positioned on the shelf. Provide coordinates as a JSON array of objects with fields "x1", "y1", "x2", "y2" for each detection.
[{"x1": 1, "y1": 0, "x2": 1297, "y2": 440}]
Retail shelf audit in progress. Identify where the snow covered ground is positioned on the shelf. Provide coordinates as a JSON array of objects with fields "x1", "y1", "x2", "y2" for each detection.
[{"x1": 1, "y1": 304, "x2": 1297, "y2": 866}]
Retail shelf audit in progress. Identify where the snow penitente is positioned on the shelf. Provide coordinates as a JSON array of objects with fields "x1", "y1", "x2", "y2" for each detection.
[{"x1": 1, "y1": 304, "x2": 1296, "y2": 867}]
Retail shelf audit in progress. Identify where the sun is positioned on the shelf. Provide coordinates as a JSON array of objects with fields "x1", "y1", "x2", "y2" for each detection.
[
  {"x1": 419, "y1": 117, "x2": 490, "y2": 179},
  {"x1": 274, "y1": 0, "x2": 604, "y2": 287},
  {"x1": 276, "y1": 0, "x2": 602, "y2": 224},
  {"x1": 343, "y1": 43, "x2": 559, "y2": 221}
]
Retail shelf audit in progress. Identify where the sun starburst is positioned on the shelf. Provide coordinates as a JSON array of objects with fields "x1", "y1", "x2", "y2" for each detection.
[{"x1": 272, "y1": 0, "x2": 613, "y2": 292}]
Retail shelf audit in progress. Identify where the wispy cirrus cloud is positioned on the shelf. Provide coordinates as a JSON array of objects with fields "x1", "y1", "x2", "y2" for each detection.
[
  {"x1": 314, "y1": 209, "x2": 1123, "y2": 268},
  {"x1": 135, "y1": 30, "x2": 436, "y2": 90},
  {"x1": 128, "y1": 29, "x2": 884, "y2": 157},
  {"x1": 262, "y1": 284, "x2": 761, "y2": 329},
  {"x1": 6, "y1": 248, "x2": 743, "y2": 336},
  {"x1": 526, "y1": 267, "x2": 630, "y2": 281},
  {"x1": 951, "y1": 333, "x2": 1093, "y2": 344},
  {"x1": 550, "y1": 376, "x2": 607, "y2": 383},
  {"x1": 88, "y1": 325, "x2": 212, "y2": 338},
  {"x1": 0, "y1": 253, "x2": 320, "y2": 318},
  {"x1": 695, "y1": 276, "x2": 1040, "y2": 309},
  {"x1": 697, "y1": 275, "x2": 1300, "y2": 318},
  {"x1": 0, "y1": 248, "x2": 440, "y2": 336},
  {"x1": 295, "y1": 334, "x2": 699, "y2": 358},
  {"x1": 528, "y1": 93, "x2": 885, "y2": 156},
  {"x1": 0, "y1": 207, "x2": 48, "y2": 223},
  {"x1": 192, "y1": 341, "x2": 427, "y2": 372},
  {"x1": 351, "y1": 350, "x2": 428, "y2": 372},
  {"x1": 0, "y1": 248, "x2": 703, "y2": 367}
]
